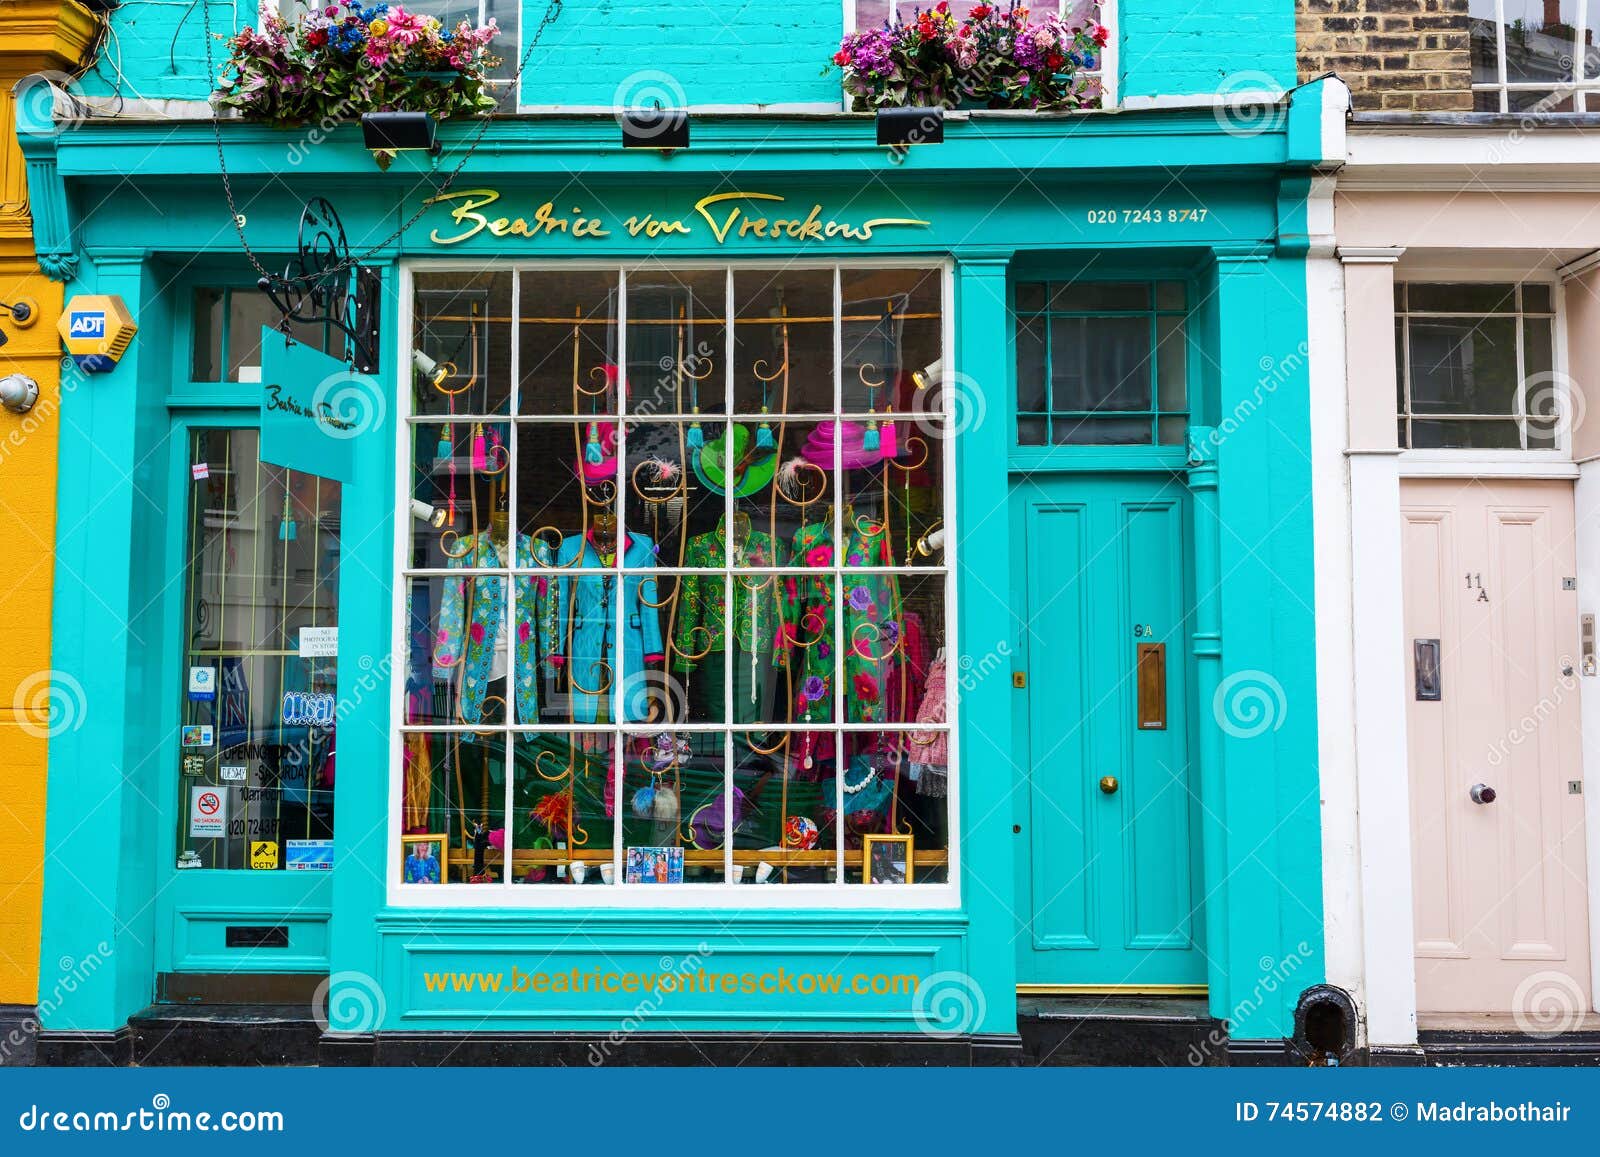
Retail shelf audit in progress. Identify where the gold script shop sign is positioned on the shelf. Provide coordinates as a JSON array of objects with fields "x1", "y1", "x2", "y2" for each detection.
[{"x1": 424, "y1": 189, "x2": 931, "y2": 246}]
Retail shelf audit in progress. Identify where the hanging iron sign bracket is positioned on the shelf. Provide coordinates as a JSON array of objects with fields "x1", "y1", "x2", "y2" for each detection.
[{"x1": 258, "y1": 197, "x2": 382, "y2": 374}]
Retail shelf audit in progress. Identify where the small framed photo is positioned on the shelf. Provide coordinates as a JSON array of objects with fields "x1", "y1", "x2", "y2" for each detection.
[
  {"x1": 626, "y1": 846, "x2": 684, "y2": 884},
  {"x1": 863, "y1": 834, "x2": 913, "y2": 884},
  {"x1": 401, "y1": 834, "x2": 448, "y2": 885}
]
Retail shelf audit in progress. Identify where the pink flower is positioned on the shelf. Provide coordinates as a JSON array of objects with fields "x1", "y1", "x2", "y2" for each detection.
[
  {"x1": 469, "y1": 622, "x2": 485, "y2": 643},
  {"x1": 363, "y1": 38, "x2": 390, "y2": 67},
  {"x1": 518, "y1": 621, "x2": 531, "y2": 642},
  {"x1": 1091, "y1": 22, "x2": 1109, "y2": 47},
  {"x1": 805, "y1": 545, "x2": 833, "y2": 567}
]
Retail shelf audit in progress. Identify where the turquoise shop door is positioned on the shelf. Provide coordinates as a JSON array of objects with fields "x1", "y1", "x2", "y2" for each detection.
[{"x1": 1010, "y1": 474, "x2": 1205, "y2": 990}]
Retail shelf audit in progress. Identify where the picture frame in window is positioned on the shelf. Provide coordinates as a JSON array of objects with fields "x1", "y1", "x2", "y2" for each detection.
[
  {"x1": 401, "y1": 833, "x2": 449, "y2": 885},
  {"x1": 864, "y1": 834, "x2": 914, "y2": 884}
]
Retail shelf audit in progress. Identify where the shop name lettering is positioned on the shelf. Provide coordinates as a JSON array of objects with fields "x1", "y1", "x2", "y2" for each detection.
[
  {"x1": 264, "y1": 384, "x2": 358, "y2": 434},
  {"x1": 424, "y1": 189, "x2": 930, "y2": 246}
]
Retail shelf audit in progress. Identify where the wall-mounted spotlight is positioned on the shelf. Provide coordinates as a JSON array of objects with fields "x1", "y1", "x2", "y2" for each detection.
[
  {"x1": 0, "y1": 373, "x2": 40, "y2": 414},
  {"x1": 361, "y1": 111, "x2": 440, "y2": 155},
  {"x1": 410, "y1": 499, "x2": 448, "y2": 529},
  {"x1": 0, "y1": 298, "x2": 36, "y2": 350},
  {"x1": 912, "y1": 357, "x2": 943, "y2": 391},
  {"x1": 876, "y1": 106, "x2": 944, "y2": 147},
  {"x1": 621, "y1": 108, "x2": 689, "y2": 151}
]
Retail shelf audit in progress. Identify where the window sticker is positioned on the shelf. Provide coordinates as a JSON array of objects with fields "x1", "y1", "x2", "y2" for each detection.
[
  {"x1": 286, "y1": 839, "x2": 334, "y2": 871},
  {"x1": 298, "y1": 626, "x2": 338, "y2": 658},
  {"x1": 191, "y1": 462, "x2": 210, "y2": 481},
  {"x1": 182, "y1": 755, "x2": 206, "y2": 777},
  {"x1": 249, "y1": 841, "x2": 280, "y2": 870},
  {"x1": 190, "y1": 786, "x2": 226, "y2": 838},
  {"x1": 181, "y1": 724, "x2": 214, "y2": 748},
  {"x1": 188, "y1": 665, "x2": 216, "y2": 702},
  {"x1": 220, "y1": 763, "x2": 248, "y2": 782}
]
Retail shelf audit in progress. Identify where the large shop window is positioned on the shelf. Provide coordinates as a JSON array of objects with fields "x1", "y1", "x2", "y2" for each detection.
[
  {"x1": 1394, "y1": 281, "x2": 1560, "y2": 451},
  {"x1": 399, "y1": 266, "x2": 952, "y2": 900},
  {"x1": 177, "y1": 429, "x2": 340, "y2": 871},
  {"x1": 848, "y1": 1, "x2": 1110, "y2": 104},
  {"x1": 1470, "y1": 0, "x2": 1600, "y2": 112},
  {"x1": 1013, "y1": 280, "x2": 1188, "y2": 446}
]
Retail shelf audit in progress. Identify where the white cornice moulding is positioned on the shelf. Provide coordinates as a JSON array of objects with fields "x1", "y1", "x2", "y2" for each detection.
[{"x1": 1337, "y1": 246, "x2": 1406, "y2": 264}]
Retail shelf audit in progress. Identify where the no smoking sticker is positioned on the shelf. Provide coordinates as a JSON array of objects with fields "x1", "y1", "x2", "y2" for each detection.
[{"x1": 189, "y1": 785, "x2": 226, "y2": 838}]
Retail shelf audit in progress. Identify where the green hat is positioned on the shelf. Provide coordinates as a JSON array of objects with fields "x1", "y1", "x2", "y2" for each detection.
[{"x1": 693, "y1": 423, "x2": 777, "y2": 498}]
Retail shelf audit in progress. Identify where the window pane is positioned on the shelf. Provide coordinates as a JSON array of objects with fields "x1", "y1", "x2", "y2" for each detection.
[
  {"x1": 226, "y1": 292, "x2": 285, "y2": 383},
  {"x1": 1405, "y1": 318, "x2": 1520, "y2": 415},
  {"x1": 179, "y1": 429, "x2": 339, "y2": 872},
  {"x1": 514, "y1": 420, "x2": 618, "y2": 564},
  {"x1": 413, "y1": 272, "x2": 512, "y2": 417},
  {"x1": 509, "y1": 733, "x2": 615, "y2": 885},
  {"x1": 1155, "y1": 314, "x2": 1187, "y2": 411},
  {"x1": 1503, "y1": 0, "x2": 1578, "y2": 85},
  {"x1": 401, "y1": 732, "x2": 507, "y2": 884},
  {"x1": 1050, "y1": 315, "x2": 1152, "y2": 412},
  {"x1": 1523, "y1": 283, "x2": 1554, "y2": 313},
  {"x1": 1016, "y1": 315, "x2": 1048, "y2": 413},
  {"x1": 734, "y1": 269, "x2": 834, "y2": 415},
  {"x1": 1155, "y1": 281, "x2": 1186, "y2": 311},
  {"x1": 842, "y1": 732, "x2": 948, "y2": 884},
  {"x1": 1409, "y1": 418, "x2": 1522, "y2": 448},
  {"x1": 1471, "y1": 0, "x2": 1502, "y2": 86},
  {"x1": 1524, "y1": 315, "x2": 1555, "y2": 385},
  {"x1": 1052, "y1": 416, "x2": 1153, "y2": 445},
  {"x1": 192, "y1": 288, "x2": 224, "y2": 380},
  {"x1": 518, "y1": 270, "x2": 618, "y2": 417},
  {"x1": 1015, "y1": 282, "x2": 1048, "y2": 314},
  {"x1": 1404, "y1": 282, "x2": 1517, "y2": 314},
  {"x1": 623, "y1": 731, "x2": 719, "y2": 881},
  {"x1": 732, "y1": 732, "x2": 835, "y2": 884},
  {"x1": 841, "y1": 267, "x2": 942, "y2": 414},
  {"x1": 855, "y1": 0, "x2": 891, "y2": 26},
  {"x1": 627, "y1": 269, "x2": 727, "y2": 417},
  {"x1": 841, "y1": 423, "x2": 946, "y2": 568},
  {"x1": 1051, "y1": 282, "x2": 1151, "y2": 312}
]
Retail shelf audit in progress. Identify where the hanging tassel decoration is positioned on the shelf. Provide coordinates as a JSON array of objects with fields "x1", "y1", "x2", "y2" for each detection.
[
  {"x1": 435, "y1": 424, "x2": 452, "y2": 463},
  {"x1": 686, "y1": 409, "x2": 704, "y2": 452},
  {"x1": 471, "y1": 424, "x2": 488, "y2": 473},
  {"x1": 584, "y1": 421, "x2": 605, "y2": 466},
  {"x1": 755, "y1": 406, "x2": 774, "y2": 450},
  {"x1": 278, "y1": 489, "x2": 297, "y2": 542},
  {"x1": 862, "y1": 418, "x2": 881, "y2": 453}
]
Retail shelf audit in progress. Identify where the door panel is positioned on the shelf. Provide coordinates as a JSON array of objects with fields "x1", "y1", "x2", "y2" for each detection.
[
  {"x1": 1015, "y1": 474, "x2": 1204, "y2": 987},
  {"x1": 1402, "y1": 478, "x2": 1591, "y2": 1013}
]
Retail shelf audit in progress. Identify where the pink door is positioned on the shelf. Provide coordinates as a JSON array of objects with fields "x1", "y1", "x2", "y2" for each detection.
[{"x1": 1402, "y1": 478, "x2": 1591, "y2": 1014}]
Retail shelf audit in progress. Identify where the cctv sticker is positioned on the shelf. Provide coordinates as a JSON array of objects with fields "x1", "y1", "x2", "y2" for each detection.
[
  {"x1": 188, "y1": 665, "x2": 216, "y2": 702},
  {"x1": 191, "y1": 462, "x2": 210, "y2": 481}
]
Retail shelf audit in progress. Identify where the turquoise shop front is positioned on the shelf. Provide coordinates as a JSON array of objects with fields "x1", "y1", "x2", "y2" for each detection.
[{"x1": 25, "y1": 94, "x2": 1335, "y2": 1060}]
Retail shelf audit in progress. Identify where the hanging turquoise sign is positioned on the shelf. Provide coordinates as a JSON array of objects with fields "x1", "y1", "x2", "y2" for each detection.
[{"x1": 259, "y1": 327, "x2": 383, "y2": 484}]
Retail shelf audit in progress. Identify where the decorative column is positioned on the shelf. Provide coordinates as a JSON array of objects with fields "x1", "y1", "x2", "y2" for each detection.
[
  {"x1": 1338, "y1": 246, "x2": 1418, "y2": 1051},
  {"x1": 952, "y1": 253, "x2": 1018, "y2": 1044},
  {"x1": 1206, "y1": 245, "x2": 1325, "y2": 1046}
]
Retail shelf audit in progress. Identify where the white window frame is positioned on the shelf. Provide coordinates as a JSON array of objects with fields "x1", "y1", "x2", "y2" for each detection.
[
  {"x1": 1395, "y1": 272, "x2": 1572, "y2": 469},
  {"x1": 1472, "y1": 0, "x2": 1598, "y2": 113},
  {"x1": 389, "y1": 258, "x2": 960, "y2": 910},
  {"x1": 842, "y1": 0, "x2": 1117, "y2": 109}
]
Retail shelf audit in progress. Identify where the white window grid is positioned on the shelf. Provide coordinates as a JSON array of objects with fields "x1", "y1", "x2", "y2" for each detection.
[
  {"x1": 391, "y1": 260, "x2": 959, "y2": 909},
  {"x1": 1394, "y1": 279, "x2": 1567, "y2": 454},
  {"x1": 842, "y1": 0, "x2": 1117, "y2": 108},
  {"x1": 1472, "y1": 0, "x2": 1599, "y2": 112}
]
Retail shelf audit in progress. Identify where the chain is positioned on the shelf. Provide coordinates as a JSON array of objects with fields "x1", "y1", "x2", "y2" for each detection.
[{"x1": 203, "y1": 0, "x2": 565, "y2": 278}]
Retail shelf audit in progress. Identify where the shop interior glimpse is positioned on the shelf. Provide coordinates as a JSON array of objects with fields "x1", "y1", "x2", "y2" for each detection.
[{"x1": 401, "y1": 267, "x2": 952, "y2": 891}]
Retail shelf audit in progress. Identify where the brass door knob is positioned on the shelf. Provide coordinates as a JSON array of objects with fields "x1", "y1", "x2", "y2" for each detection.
[{"x1": 1099, "y1": 775, "x2": 1119, "y2": 795}]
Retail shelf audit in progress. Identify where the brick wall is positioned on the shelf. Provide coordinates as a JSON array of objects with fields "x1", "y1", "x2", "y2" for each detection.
[
  {"x1": 77, "y1": 0, "x2": 1301, "y2": 109},
  {"x1": 1297, "y1": 0, "x2": 1473, "y2": 112}
]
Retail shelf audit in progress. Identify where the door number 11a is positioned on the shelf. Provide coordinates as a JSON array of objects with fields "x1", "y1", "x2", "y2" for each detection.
[{"x1": 1466, "y1": 573, "x2": 1489, "y2": 603}]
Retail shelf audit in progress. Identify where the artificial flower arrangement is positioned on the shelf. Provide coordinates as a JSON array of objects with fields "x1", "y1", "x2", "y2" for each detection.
[
  {"x1": 832, "y1": 2, "x2": 1108, "y2": 111},
  {"x1": 213, "y1": 2, "x2": 501, "y2": 126}
]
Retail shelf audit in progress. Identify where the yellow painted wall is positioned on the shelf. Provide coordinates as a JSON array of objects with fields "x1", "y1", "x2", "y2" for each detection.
[{"x1": 0, "y1": 0, "x2": 100, "y2": 1008}]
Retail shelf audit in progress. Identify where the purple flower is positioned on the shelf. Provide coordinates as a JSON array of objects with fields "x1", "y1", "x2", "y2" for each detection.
[
  {"x1": 802, "y1": 676, "x2": 827, "y2": 702},
  {"x1": 881, "y1": 620, "x2": 900, "y2": 646},
  {"x1": 847, "y1": 586, "x2": 873, "y2": 612}
]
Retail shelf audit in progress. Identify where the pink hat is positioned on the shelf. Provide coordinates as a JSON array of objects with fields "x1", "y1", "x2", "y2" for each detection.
[
  {"x1": 577, "y1": 421, "x2": 618, "y2": 484},
  {"x1": 801, "y1": 419, "x2": 898, "y2": 470}
]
